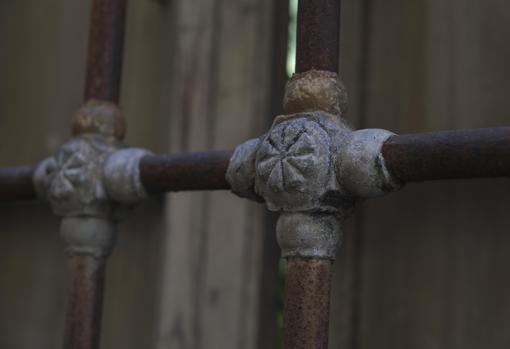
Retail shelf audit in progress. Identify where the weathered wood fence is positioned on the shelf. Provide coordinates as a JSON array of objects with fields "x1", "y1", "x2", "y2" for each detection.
[{"x1": 1, "y1": 1, "x2": 510, "y2": 349}]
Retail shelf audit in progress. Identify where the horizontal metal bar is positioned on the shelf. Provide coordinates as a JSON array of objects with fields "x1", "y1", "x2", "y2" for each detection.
[
  {"x1": 139, "y1": 150, "x2": 233, "y2": 194},
  {"x1": 0, "y1": 165, "x2": 36, "y2": 202},
  {"x1": 3, "y1": 128, "x2": 510, "y2": 201},
  {"x1": 382, "y1": 127, "x2": 510, "y2": 182},
  {"x1": 139, "y1": 127, "x2": 510, "y2": 195},
  {"x1": 0, "y1": 150, "x2": 234, "y2": 201}
]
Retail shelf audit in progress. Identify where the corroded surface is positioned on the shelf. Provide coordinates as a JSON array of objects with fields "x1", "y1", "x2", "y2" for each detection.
[
  {"x1": 34, "y1": 135, "x2": 150, "y2": 256},
  {"x1": 295, "y1": 0, "x2": 340, "y2": 73},
  {"x1": 63, "y1": 256, "x2": 106, "y2": 349},
  {"x1": 284, "y1": 258, "x2": 332, "y2": 349},
  {"x1": 228, "y1": 69, "x2": 401, "y2": 349},
  {"x1": 34, "y1": 136, "x2": 117, "y2": 218},
  {"x1": 382, "y1": 127, "x2": 510, "y2": 182},
  {"x1": 227, "y1": 109, "x2": 400, "y2": 259},
  {"x1": 284, "y1": 70, "x2": 348, "y2": 116},
  {"x1": 225, "y1": 140, "x2": 262, "y2": 201},
  {"x1": 34, "y1": 135, "x2": 119, "y2": 257},
  {"x1": 256, "y1": 115, "x2": 339, "y2": 212},
  {"x1": 72, "y1": 99, "x2": 126, "y2": 141},
  {"x1": 142, "y1": 150, "x2": 235, "y2": 194},
  {"x1": 103, "y1": 147, "x2": 151, "y2": 204},
  {"x1": 277, "y1": 213, "x2": 342, "y2": 259},
  {"x1": 0, "y1": 165, "x2": 36, "y2": 201},
  {"x1": 84, "y1": 0, "x2": 127, "y2": 102}
]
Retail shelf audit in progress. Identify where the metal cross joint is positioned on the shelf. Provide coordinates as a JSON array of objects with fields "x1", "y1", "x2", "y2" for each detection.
[
  {"x1": 227, "y1": 70, "x2": 403, "y2": 260},
  {"x1": 33, "y1": 100, "x2": 151, "y2": 257}
]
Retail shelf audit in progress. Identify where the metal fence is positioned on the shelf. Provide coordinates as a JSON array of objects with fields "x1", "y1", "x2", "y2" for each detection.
[{"x1": 1, "y1": 0, "x2": 508, "y2": 348}]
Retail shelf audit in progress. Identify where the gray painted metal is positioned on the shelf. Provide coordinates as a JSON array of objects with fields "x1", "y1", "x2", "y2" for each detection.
[
  {"x1": 227, "y1": 71, "x2": 401, "y2": 260},
  {"x1": 33, "y1": 130, "x2": 150, "y2": 257}
]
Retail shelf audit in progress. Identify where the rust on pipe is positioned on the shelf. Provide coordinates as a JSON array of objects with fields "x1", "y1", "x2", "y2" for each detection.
[
  {"x1": 63, "y1": 256, "x2": 106, "y2": 349},
  {"x1": 84, "y1": 0, "x2": 127, "y2": 103},
  {"x1": 139, "y1": 150, "x2": 233, "y2": 194},
  {"x1": 0, "y1": 165, "x2": 36, "y2": 202},
  {"x1": 4, "y1": 128, "x2": 510, "y2": 201},
  {"x1": 63, "y1": 1, "x2": 127, "y2": 347},
  {"x1": 287, "y1": 1, "x2": 341, "y2": 346},
  {"x1": 383, "y1": 127, "x2": 510, "y2": 182},
  {"x1": 283, "y1": 258, "x2": 332, "y2": 349},
  {"x1": 295, "y1": 0, "x2": 340, "y2": 73}
]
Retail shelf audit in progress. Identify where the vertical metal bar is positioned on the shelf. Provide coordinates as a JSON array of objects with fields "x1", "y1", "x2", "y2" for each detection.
[
  {"x1": 284, "y1": 258, "x2": 332, "y2": 349},
  {"x1": 84, "y1": 0, "x2": 127, "y2": 103},
  {"x1": 295, "y1": 0, "x2": 340, "y2": 73},
  {"x1": 283, "y1": 1, "x2": 341, "y2": 348},
  {"x1": 63, "y1": 1, "x2": 128, "y2": 348},
  {"x1": 63, "y1": 257, "x2": 106, "y2": 349}
]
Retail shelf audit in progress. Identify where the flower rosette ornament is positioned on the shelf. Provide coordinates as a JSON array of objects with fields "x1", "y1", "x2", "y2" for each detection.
[
  {"x1": 255, "y1": 114, "x2": 347, "y2": 213},
  {"x1": 35, "y1": 136, "x2": 116, "y2": 217}
]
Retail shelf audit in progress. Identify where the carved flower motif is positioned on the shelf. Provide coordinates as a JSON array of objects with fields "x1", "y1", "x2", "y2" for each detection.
[
  {"x1": 35, "y1": 137, "x2": 114, "y2": 216},
  {"x1": 256, "y1": 118, "x2": 331, "y2": 195},
  {"x1": 46, "y1": 149, "x2": 88, "y2": 202}
]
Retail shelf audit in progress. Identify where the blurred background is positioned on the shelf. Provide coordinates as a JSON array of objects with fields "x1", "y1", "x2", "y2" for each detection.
[{"x1": 1, "y1": 0, "x2": 510, "y2": 348}]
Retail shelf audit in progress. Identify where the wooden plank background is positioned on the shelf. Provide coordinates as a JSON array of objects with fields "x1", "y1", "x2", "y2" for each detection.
[
  {"x1": 331, "y1": 1, "x2": 510, "y2": 349},
  {"x1": 2, "y1": 1, "x2": 510, "y2": 349},
  {"x1": 153, "y1": 0, "x2": 286, "y2": 348}
]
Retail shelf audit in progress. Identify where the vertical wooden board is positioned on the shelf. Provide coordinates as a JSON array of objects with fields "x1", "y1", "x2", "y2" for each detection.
[
  {"x1": 0, "y1": 1, "x2": 87, "y2": 348},
  {"x1": 155, "y1": 1, "x2": 221, "y2": 347},
  {"x1": 122, "y1": 0, "x2": 167, "y2": 153},
  {"x1": 203, "y1": 2, "x2": 275, "y2": 346},
  {"x1": 0, "y1": 0, "x2": 89, "y2": 164},
  {"x1": 154, "y1": 0, "x2": 283, "y2": 348},
  {"x1": 349, "y1": 1, "x2": 510, "y2": 349},
  {"x1": 0, "y1": 203, "x2": 65, "y2": 349},
  {"x1": 362, "y1": 0, "x2": 428, "y2": 133},
  {"x1": 102, "y1": 200, "x2": 166, "y2": 349}
]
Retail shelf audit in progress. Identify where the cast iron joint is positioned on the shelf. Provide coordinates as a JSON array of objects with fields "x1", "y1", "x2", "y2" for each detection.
[
  {"x1": 227, "y1": 70, "x2": 402, "y2": 260},
  {"x1": 33, "y1": 100, "x2": 151, "y2": 257}
]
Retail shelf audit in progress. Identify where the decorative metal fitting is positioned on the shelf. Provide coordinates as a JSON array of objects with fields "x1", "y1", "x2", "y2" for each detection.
[
  {"x1": 33, "y1": 102, "x2": 150, "y2": 257},
  {"x1": 103, "y1": 148, "x2": 151, "y2": 204},
  {"x1": 72, "y1": 99, "x2": 126, "y2": 141},
  {"x1": 284, "y1": 70, "x2": 348, "y2": 117},
  {"x1": 227, "y1": 72, "x2": 401, "y2": 260}
]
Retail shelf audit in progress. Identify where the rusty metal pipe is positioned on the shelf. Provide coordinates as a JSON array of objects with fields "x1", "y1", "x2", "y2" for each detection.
[
  {"x1": 295, "y1": 0, "x2": 340, "y2": 73},
  {"x1": 0, "y1": 149, "x2": 235, "y2": 202},
  {"x1": 283, "y1": 258, "x2": 332, "y2": 349},
  {"x1": 63, "y1": 256, "x2": 106, "y2": 349},
  {"x1": 139, "y1": 150, "x2": 233, "y2": 194},
  {"x1": 4, "y1": 128, "x2": 510, "y2": 201},
  {"x1": 382, "y1": 127, "x2": 510, "y2": 182},
  {"x1": 0, "y1": 165, "x2": 36, "y2": 202},
  {"x1": 84, "y1": 0, "x2": 127, "y2": 103},
  {"x1": 282, "y1": 1, "x2": 342, "y2": 347},
  {"x1": 61, "y1": 2, "x2": 128, "y2": 349}
]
